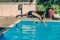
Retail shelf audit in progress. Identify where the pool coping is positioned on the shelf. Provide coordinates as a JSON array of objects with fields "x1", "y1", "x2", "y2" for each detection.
[
  {"x1": 3, "y1": 20, "x2": 21, "y2": 34},
  {"x1": 8, "y1": 20, "x2": 21, "y2": 28},
  {"x1": 21, "y1": 20, "x2": 60, "y2": 22},
  {"x1": 8, "y1": 20, "x2": 60, "y2": 27}
]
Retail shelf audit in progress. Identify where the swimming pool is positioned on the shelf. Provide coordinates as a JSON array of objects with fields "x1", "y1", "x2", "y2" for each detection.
[{"x1": 0, "y1": 20, "x2": 60, "y2": 40}]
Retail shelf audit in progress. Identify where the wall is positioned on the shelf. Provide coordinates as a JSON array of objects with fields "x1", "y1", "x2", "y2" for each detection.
[
  {"x1": 23, "y1": 4, "x2": 36, "y2": 14},
  {"x1": 0, "y1": 0, "x2": 36, "y2": 17},
  {"x1": 0, "y1": 3, "x2": 20, "y2": 17}
]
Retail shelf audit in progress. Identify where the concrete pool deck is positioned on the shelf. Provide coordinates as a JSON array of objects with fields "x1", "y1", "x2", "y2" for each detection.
[{"x1": 0, "y1": 16, "x2": 60, "y2": 27}]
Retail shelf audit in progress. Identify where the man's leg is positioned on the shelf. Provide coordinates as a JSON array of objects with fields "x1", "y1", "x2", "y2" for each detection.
[{"x1": 32, "y1": 12, "x2": 42, "y2": 20}]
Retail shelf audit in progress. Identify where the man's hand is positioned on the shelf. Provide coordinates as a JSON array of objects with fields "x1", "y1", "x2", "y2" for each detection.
[{"x1": 42, "y1": 20, "x2": 47, "y2": 27}]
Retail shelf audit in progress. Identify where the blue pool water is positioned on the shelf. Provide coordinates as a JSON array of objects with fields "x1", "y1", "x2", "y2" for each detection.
[{"x1": 0, "y1": 20, "x2": 60, "y2": 40}]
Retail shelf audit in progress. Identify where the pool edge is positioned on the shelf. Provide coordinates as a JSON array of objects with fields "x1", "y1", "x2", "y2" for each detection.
[
  {"x1": 8, "y1": 20, "x2": 60, "y2": 28},
  {"x1": 8, "y1": 20, "x2": 21, "y2": 28},
  {"x1": 3, "y1": 20, "x2": 21, "y2": 34}
]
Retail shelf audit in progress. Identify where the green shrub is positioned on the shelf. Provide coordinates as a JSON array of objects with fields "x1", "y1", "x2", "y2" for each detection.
[
  {"x1": 36, "y1": 4, "x2": 46, "y2": 18},
  {"x1": 52, "y1": 4, "x2": 59, "y2": 14},
  {"x1": 36, "y1": 4, "x2": 46, "y2": 11}
]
